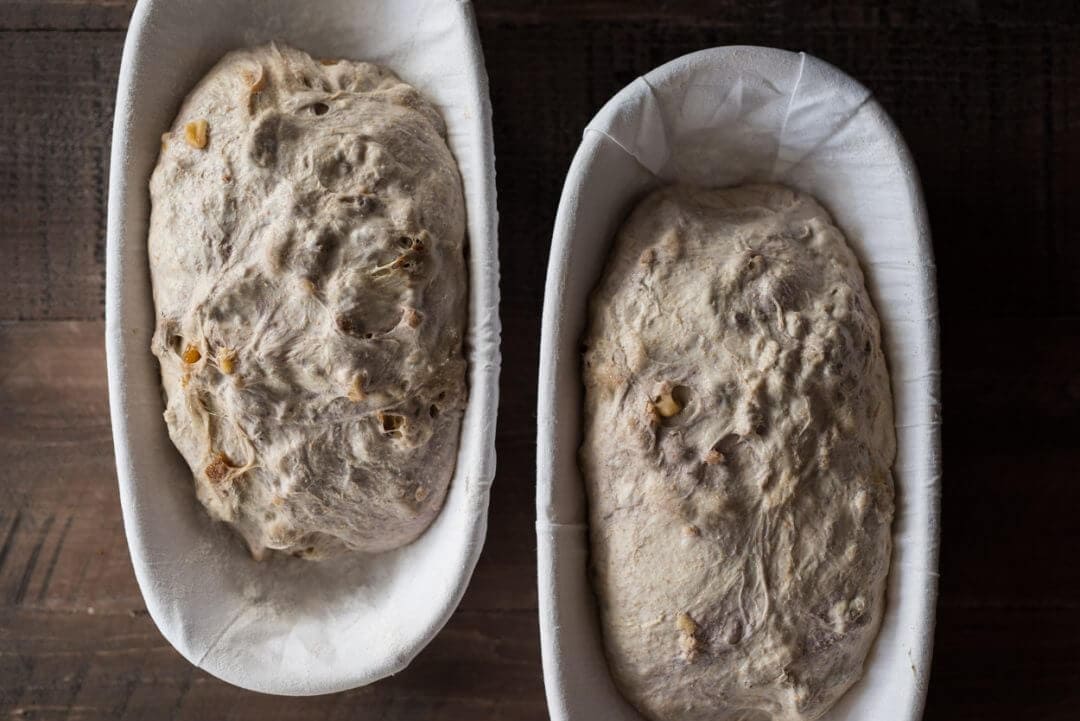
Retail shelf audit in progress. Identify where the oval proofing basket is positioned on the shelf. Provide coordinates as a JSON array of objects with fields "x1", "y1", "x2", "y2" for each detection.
[
  {"x1": 106, "y1": 0, "x2": 500, "y2": 696},
  {"x1": 537, "y1": 46, "x2": 940, "y2": 721}
]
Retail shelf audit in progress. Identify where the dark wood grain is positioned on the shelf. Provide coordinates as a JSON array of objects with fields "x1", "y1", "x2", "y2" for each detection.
[
  {"x1": 0, "y1": 0, "x2": 134, "y2": 30},
  {"x1": 4, "y1": 1, "x2": 1080, "y2": 30},
  {"x1": 0, "y1": 31, "x2": 119, "y2": 321},
  {"x1": 0, "y1": 321, "x2": 543, "y2": 720},
  {"x1": 2, "y1": 1, "x2": 1079, "y2": 720}
]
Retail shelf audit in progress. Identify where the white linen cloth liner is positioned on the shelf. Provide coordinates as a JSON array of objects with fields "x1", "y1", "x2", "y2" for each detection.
[
  {"x1": 537, "y1": 46, "x2": 940, "y2": 720},
  {"x1": 105, "y1": 0, "x2": 500, "y2": 696}
]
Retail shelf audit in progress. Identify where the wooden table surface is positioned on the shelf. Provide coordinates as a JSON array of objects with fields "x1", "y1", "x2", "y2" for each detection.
[{"x1": 3, "y1": 1, "x2": 1079, "y2": 719}]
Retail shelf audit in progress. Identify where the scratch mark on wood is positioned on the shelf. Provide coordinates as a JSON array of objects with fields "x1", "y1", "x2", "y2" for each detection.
[
  {"x1": 0, "y1": 511, "x2": 22, "y2": 574},
  {"x1": 112, "y1": 677, "x2": 138, "y2": 719},
  {"x1": 168, "y1": 666, "x2": 194, "y2": 721},
  {"x1": 36, "y1": 514, "x2": 74, "y2": 603},
  {"x1": 14, "y1": 515, "x2": 54, "y2": 604},
  {"x1": 68, "y1": 528, "x2": 96, "y2": 607}
]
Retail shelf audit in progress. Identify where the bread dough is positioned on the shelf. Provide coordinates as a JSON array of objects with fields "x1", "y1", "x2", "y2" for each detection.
[
  {"x1": 148, "y1": 44, "x2": 467, "y2": 560},
  {"x1": 581, "y1": 185, "x2": 895, "y2": 720}
]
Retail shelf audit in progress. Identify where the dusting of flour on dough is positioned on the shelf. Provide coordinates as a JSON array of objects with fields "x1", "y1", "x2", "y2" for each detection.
[
  {"x1": 581, "y1": 184, "x2": 895, "y2": 721},
  {"x1": 149, "y1": 44, "x2": 467, "y2": 560}
]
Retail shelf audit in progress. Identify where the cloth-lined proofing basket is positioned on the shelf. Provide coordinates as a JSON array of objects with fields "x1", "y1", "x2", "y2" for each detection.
[
  {"x1": 105, "y1": 0, "x2": 500, "y2": 696},
  {"x1": 537, "y1": 46, "x2": 940, "y2": 720}
]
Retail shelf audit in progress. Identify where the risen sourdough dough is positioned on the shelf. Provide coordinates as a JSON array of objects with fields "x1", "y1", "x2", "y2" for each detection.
[
  {"x1": 149, "y1": 44, "x2": 467, "y2": 560},
  {"x1": 582, "y1": 185, "x2": 895, "y2": 721}
]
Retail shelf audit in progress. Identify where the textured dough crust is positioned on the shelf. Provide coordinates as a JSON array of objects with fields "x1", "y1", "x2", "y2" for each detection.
[
  {"x1": 149, "y1": 44, "x2": 467, "y2": 560},
  {"x1": 581, "y1": 185, "x2": 895, "y2": 721}
]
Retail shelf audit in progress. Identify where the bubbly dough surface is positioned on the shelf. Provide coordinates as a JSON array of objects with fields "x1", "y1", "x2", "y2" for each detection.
[
  {"x1": 149, "y1": 44, "x2": 467, "y2": 560},
  {"x1": 581, "y1": 184, "x2": 895, "y2": 721}
]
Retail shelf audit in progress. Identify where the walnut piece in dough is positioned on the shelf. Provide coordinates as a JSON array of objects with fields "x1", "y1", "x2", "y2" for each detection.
[
  {"x1": 581, "y1": 184, "x2": 895, "y2": 721},
  {"x1": 149, "y1": 44, "x2": 467, "y2": 560}
]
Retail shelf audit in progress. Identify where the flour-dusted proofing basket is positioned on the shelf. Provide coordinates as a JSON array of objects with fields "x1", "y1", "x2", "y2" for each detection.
[
  {"x1": 105, "y1": 0, "x2": 500, "y2": 695},
  {"x1": 537, "y1": 47, "x2": 940, "y2": 720}
]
